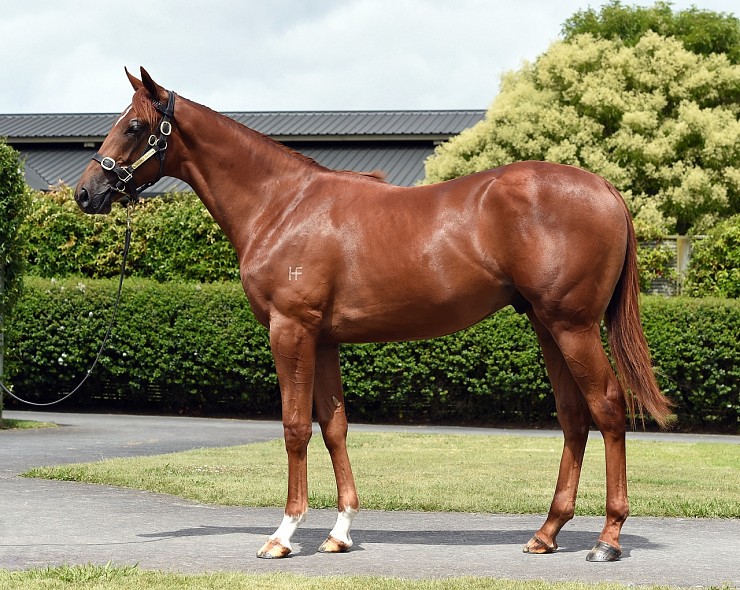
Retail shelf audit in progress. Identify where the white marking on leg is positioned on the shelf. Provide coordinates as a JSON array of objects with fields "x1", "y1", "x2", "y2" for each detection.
[
  {"x1": 270, "y1": 512, "x2": 306, "y2": 551},
  {"x1": 328, "y1": 507, "x2": 358, "y2": 547}
]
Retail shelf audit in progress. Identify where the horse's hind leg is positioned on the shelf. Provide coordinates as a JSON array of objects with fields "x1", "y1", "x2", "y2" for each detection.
[
  {"x1": 523, "y1": 311, "x2": 592, "y2": 555},
  {"x1": 549, "y1": 321, "x2": 628, "y2": 562},
  {"x1": 314, "y1": 344, "x2": 359, "y2": 553}
]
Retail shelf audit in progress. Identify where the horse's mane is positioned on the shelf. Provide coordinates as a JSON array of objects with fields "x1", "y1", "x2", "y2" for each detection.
[
  {"x1": 249, "y1": 124, "x2": 386, "y2": 182},
  {"x1": 169, "y1": 95, "x2": 388, "y2": 183}
]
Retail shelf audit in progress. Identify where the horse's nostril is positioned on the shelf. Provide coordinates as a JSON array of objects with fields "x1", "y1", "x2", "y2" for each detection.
[{"x1": 76, "y1": 188, "x2": 90, "y2": 208}]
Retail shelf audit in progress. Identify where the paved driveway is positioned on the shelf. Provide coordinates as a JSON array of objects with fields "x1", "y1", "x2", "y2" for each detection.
[{"x1": 1, "y1": 411, "x2": 738, "y2": 587}]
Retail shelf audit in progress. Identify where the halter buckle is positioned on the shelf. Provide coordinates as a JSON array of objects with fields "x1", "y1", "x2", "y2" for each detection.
[
  {"x1": 100, "y1": 156, "x2": 116, "y2": 171},
  {"x1": 160, "y1": 120, "x2": 172, "y2": 136},
  {"x1": 115, "y1": 167, "x2": 133, "y2": 183}
]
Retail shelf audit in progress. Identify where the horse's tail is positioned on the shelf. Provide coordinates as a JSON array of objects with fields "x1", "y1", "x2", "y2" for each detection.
[{"x1": 605, "y1": 183, "x2": 673, "y2": 429}]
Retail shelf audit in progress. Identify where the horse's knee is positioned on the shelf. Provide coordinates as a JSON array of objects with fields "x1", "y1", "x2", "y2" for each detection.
[
  {"x1": 284, "y1": 422, "x2": 312, "y2": 453},
  {"x1": 317, "y1": 399, "x2": 348, "y2": 447}
]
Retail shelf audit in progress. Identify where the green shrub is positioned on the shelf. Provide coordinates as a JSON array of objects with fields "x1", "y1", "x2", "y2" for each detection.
[
  {"x1": 0, "y1": 141, "x2": 30, "y2": 320},
  {"x1": 641, "y1": 296, "x2": 739, "y2": 430},
  {"x1": 637, "y1": 241, "x2": 677, "y2": 293},
  {"x1": 24, "y1": 188, "x2": 239, "y2": 282},
  {"x1": 339, "y1": 316, "x2": 552, "y2": 423},
  {"x1": 684, "y1": 215, "x2": 740, "y2": 298},
  {"x1": 0, "y1": 140, "x2": 30, "y2": 420},
  {"x1": 5, "y1": 278, "x2": 738, "y2": 431}
]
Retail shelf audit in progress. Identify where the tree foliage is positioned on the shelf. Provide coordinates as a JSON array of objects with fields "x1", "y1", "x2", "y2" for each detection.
[
  {"x1": 424, "y1": 11, "x2": 740, "y2": 236},
  {"x1": 562, "y1": 0, "x2": 740, "y2": 63}
]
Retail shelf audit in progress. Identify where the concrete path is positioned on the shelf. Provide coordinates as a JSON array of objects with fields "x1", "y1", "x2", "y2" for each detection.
[{"x1": 1, "y1": 411, "x2": 738, "y2": 587}]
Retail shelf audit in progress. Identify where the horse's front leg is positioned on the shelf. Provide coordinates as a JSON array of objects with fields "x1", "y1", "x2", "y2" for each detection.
[
  {"x1": 314, "y1": 344, "x2": 359, "y2": 553},
  {"x1": 257, "y1": 315, "x2": 317, "y2": 559}
]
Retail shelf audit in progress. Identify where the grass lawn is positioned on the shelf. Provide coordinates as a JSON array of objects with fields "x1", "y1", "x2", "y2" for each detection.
[
  {"x1": 0, "y1": 564, "x2": 710, "y2": 590},
  {"x1": 25, "y1": 432, "x2": 740, "y2": 518},
  {"x1": 0, "y1": 418, "x2": 57, "y2": 430}
]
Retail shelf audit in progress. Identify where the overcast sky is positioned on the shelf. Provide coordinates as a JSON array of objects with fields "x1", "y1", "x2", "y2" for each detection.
[{"x1": 2, "y1": 0, "x2": 737, "y2": 114}]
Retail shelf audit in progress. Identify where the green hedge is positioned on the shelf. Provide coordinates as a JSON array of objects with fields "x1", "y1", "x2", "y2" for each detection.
[
  {"x1": 5, "y1": 277, "x2": 738, "y2": 432},
  {"x1": 641, "y1": 296, "x2": 739, "y2": 429},
  {"x1": 24, "y1": 188, "x2": 239, "y2": 282},
  {"x1": 5, "y1": 278, "x2": 275, "y2": 414}
]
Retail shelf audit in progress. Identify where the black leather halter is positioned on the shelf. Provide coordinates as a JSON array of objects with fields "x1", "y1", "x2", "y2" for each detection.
[{"x1": 91, "y1": 90, "x2": 176, "y2": 202}]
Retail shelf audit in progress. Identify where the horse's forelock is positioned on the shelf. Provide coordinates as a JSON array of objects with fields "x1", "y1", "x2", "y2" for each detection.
[{"x1": 131, "y1": 87, "x2": 161, "y2": 128}]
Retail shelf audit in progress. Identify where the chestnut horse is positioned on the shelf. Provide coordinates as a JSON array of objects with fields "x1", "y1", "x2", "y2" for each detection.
[{"x1": 75, "y1": 68, "x2": 671, "y2": 562}]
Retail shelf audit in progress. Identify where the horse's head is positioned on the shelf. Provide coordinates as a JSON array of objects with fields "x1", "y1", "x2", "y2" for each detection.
[{"x1": 74, "y1": 67, "x2": 175, "y2": 214}]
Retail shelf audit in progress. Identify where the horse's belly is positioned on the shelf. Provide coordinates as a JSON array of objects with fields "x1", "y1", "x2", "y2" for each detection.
[{"x1": 324, "y1": 277, "x2": 515, "y2": 344}]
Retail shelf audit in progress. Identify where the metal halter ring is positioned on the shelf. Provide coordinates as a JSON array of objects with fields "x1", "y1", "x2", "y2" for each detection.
[{"x1": 148, "y1": 134, "x2": 168, "y2": 151}]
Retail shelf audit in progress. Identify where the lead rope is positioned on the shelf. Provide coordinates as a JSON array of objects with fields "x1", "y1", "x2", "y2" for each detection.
[{"x1": 0, "y1": 204, "x2": 134, "y2": 407}]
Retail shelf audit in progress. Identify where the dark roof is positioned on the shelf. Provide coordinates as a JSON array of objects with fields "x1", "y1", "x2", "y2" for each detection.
[
  {"x1": 1, "y1": 110, "x2": 484, "y2": 141},
  {"x1": 1, "y1": 110, "x2": 485, "y2": 190},
  {"x1": 0, "y1": 113, "x2": 118, "y2": 141}
]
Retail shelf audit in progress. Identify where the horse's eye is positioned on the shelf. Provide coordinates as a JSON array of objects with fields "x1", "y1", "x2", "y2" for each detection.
[{"x1": 125, "y1": 119, "x2": 144, "y2": 135}]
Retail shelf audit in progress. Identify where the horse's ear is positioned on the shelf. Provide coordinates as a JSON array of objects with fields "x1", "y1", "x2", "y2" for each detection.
[
  {"x1": 125, "y1": 67, "x2": 143, "y2": 91},
  {"x1": 139, "y1": 67, "x2": 167, "y2": 102}
]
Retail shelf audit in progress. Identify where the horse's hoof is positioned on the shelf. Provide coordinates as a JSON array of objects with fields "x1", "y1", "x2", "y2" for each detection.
[
  {"x1": 318, "y1": 535, "x2": 351, "y2": 553},
  {"x1": 522, "y1": 535, "x2": 557, "y2": 554},
  {"x1": 256, "y1": 538, "x2": 291, "y2": 559},
  {"x1": 586, "y1": 540, "x2": 621, "y2": 562}
]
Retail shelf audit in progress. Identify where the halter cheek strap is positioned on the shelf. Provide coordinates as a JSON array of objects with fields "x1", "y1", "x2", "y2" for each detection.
[{"x1": 92, "y1": 90, "x2": 176, "y2": 202}]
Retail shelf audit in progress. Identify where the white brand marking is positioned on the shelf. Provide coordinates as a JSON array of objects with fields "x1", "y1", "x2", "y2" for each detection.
[{"x1": 288, "y1": 266, "x2": 303, "y2": 281}]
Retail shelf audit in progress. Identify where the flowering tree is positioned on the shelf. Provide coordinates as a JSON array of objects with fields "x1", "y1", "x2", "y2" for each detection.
[{"x1": 424, "y1": 31, "x2": 740, "y2": 235}]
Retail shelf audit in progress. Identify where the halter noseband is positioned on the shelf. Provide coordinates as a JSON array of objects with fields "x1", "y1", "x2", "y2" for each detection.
[{"x1": 92, "y1": 90, "x2": 176, "y2": 203}]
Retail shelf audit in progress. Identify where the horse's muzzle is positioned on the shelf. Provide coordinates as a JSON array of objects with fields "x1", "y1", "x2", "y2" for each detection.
[
  {"x1": 75, "y1": 187, "x2": 91, "y2": 209},
  {"x1": 74, "y1": 185, "x2": 114, "y2": 215}
]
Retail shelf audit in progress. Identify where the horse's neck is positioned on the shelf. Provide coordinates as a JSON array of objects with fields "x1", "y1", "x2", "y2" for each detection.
[{"x1": 172, "y1": 99, "x2": 316, "y2": 252}]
